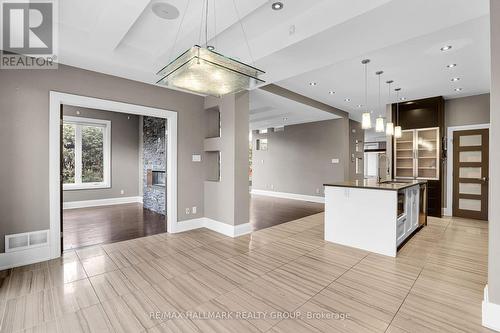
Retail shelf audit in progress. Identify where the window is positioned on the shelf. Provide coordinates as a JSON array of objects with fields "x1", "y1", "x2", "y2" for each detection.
[
  {"x1": 63, "y1": 116, "x2": 111, "y2": 190},
  {"x1": 256, "y1": 138, "x2": 268, "y2": 151}
]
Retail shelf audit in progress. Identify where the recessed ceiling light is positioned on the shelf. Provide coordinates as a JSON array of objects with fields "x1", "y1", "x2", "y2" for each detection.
[
  {"x1": 440, "y1": 45, "x2": 452, "y2": 51},
  {"x1": 328, "y1": 91, "x2": 335, "y2": 95},
  {"x1": 283, "y1": 117, "x2": 288, "y2": 121},
  {"x1": 344, "y1": 98, "x2": 351, "y2": 102},
  {"x1": 357, "y1": 104, "x2": 362, "y2": 108},
  {"x1": 271, "y1": 2, "x2": 283, "y2": 10},
  {"x1": 455, "y1": 88, "x2": 463, "y2": 92},
  {"x1": 309, "y1": 82, "x2": 317, "y2": 86},
  {"x1": 451, "y1": 77, "x2": 460, "y2": 82},
  {"x1": 400, "y1": 97, "x2": 406, "y2": 101},
  {"x1": 152, "y1": 2, "x2": 180, "y2": 20},
  {"x1": 446, "y1": 63, "x2": 457, "y2": 68}
]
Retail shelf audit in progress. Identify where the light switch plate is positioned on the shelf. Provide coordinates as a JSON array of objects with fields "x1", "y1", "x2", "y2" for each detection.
[
  {"x1": 331, "y1": 158, "x2": 340, "y2": 164},
  {"x1": 192, "y1": 154, "x2": 201, "y2": 162}
]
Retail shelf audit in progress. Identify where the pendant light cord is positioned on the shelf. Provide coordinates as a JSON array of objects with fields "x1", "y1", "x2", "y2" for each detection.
[
  {"x1": 167, "y1": 0, "x2": 191, "y2": 63},
  {"x1": 205, "y1": 0, "x2": 209, "y2": 47},
  {"x1": 378, "y1": 74, "x2": 381, "y2": 116},
  {"x1": 364, "y1": 62, "x2": 368, "y2": 113},
  {"x1": 213, "y1": 0, "x2": 217, "y2": 49},
  {"x1": 231, "y1": 0, "x2": 256, "y2": 65},
  {"x1": 396, "y1": 90, "x2": 400, "y2": 126},
  {"x1": 197, "y1": 0, "x2": 206, "y2": 46}
]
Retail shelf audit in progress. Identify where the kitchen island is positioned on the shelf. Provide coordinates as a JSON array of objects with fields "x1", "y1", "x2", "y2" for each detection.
[{"x1": 324, "y1": 180, "x2": 427, "y2": 257}]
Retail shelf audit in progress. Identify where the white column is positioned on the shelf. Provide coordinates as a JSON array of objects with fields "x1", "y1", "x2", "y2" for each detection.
[{"x1": 483, "y1": 0, "x2": 500, "y2": 331}]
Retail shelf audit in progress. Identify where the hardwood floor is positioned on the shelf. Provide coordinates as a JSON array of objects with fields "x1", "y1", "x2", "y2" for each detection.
[
  {"x1": 0, "y1": 214, "x2": 492, "y2": 332},
  {"x1": 63, "y1": 203, "x2": 166, "y2": 250},
  {"x1": 63, "y1": 195, "x2": 322, "y2": 251},
  {"x1": 250, "y1": 194, "x2": 324, "y2": 231}
]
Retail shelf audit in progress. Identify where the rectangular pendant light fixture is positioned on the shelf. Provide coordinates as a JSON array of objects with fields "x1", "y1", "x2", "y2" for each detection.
[
  {"x1": 394, "y1": 125, "x2": 402, "y2": 138},
  {"x1": 156, "y1": 45, "x2": 265, "y2": 97},
  {"x1": 386, "y1": 122, "x2": 394, "y2": 136},
  {"x1": 362, "y1": 112, "x2": 372, "y2": 129},
  {"x1": 375, "y1": 116, "x2": 385, "y2": 132}
]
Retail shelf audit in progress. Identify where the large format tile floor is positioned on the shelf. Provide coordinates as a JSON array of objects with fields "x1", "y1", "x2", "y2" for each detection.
[{"x1": 0, "y1": 213, "x2": 492, "y2": 332}]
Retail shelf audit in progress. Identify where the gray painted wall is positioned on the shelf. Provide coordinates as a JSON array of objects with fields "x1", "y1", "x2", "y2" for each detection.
[
  {"x1": 0, "y1": 64, "x2": 205, "y2": 252},
  {"x1": 488, "y1": 0, "x2": 500, "y2": 306},
  {"x1": 445, "y1": 93, "x2": 490, "y2": 128},
  {"x1": 62, "y1": 105, "x2": 140, "y2": 202},
  {"x1": 442, "y1": 94, "x2": 490, "y2": 208},
  {"x1": 203, "y1": 93, "x2": 250, "y2": 226},
  {"x1": 252, "y1": 119, "x2": 349, "y2": 197}
]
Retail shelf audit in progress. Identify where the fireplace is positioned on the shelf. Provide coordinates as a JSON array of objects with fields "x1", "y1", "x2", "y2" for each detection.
[
  {"x1": 147, "y1": 170, "x2": 165, "y2": 187},
  {"x1": 152, "y1": 170, "x2": 165, "y2": 187}
]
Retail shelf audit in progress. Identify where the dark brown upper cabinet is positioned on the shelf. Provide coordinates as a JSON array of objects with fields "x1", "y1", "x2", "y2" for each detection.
[{"x1": 392, "y1": 96, "x2": 445, "y2": 218}]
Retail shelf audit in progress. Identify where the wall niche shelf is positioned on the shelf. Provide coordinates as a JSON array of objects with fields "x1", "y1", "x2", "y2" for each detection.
[
  {"x1": 205, "y1": 106, "x2": 221, "y2": 139},
  {"x1": 205, "y1": 151, "x2": 221, "y2": 182}
]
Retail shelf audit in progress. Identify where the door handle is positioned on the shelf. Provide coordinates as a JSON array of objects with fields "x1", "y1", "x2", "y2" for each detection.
[{"x1": 482, "y1": 177, "x2": 489, "y2": 183}]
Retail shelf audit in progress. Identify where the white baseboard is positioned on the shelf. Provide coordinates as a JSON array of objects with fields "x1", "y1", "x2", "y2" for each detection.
[
  {"x1": 483, "y1": 285, "x2": 500, "y2": 331},
  {"x1": 0, "y1": 217, "x2": 250, "y2": 270},
  {"x1": 172, "y1": 218, "x2": 205, "y2": 233},
  {"x1": 443, "y1": 208, "x2": 452, "y2": 216},
  {"x1": 63, "y1": 196, "x2": 143, "y2": 209},
  {"x1": 204, "y1": 218, "x2": 252, "y2": 237},
  {"x1": 0, "y1": 245, "x2": 51, "y2": 270},
  {"x1": 172, "y1": 218, "x2": 252, "y2": 237},
  {"x1": 251, "y1": 189, "x2": 325, "y2": 204}
]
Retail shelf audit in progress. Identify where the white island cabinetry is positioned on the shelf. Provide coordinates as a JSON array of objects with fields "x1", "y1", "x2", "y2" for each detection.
[{"x1": 324, "y1": 180, "x2": 426, "y2": 257}]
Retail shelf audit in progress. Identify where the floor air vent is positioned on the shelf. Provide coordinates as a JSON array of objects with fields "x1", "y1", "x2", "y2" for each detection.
[{"x1": 5, "y1": 230, "x2": 49, "y2": 253}]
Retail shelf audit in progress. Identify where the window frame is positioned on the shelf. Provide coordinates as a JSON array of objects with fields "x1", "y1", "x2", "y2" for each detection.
[{"x1": 62, "y1": 116, "x2": 111, "y2": 190}]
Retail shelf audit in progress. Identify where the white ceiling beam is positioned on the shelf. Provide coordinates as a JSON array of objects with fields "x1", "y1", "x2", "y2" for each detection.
[{"x1": 88, "y1": 0, "x2": 151, "y2": 52}]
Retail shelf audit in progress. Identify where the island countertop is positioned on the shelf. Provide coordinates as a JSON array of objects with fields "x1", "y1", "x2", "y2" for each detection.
[{"x1": 324, "y1": 179, "x2": 427, "y2": 191}]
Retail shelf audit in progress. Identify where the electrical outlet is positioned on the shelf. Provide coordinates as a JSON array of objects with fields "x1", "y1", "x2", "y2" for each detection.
[
  {"x1": 192, "y1": 206, "x2": 197, "y2": 214},
  {"x1": 185, "y1": 208, "x2": 190, "y2": 215},
  {"x1": 120, "y1": 190, "x2": 125, "y2": 195},
  {"x1": 270, "y1": 184, "x2": 274, "y2": 190},
  {"x1": 316, "y1": 188, "x2": 320, "y2": 194}
]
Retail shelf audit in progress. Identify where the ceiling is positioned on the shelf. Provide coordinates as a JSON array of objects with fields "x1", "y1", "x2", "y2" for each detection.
[
  {"x1": 58, "y1": 0, "x2": 491, "y2": 122},
  {"x1": 249, "y1": 89, "x2": 340, "y2": 130}
]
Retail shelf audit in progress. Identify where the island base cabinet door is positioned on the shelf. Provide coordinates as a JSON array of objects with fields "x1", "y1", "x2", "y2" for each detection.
[{"x1": 396, "y1": 216, "x2": 406, "y2": 246}]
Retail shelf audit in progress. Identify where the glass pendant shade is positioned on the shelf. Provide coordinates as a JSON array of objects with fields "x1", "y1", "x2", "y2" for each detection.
[
  {"x1": 375, "y1": 116, "x2": 385, "y2": 133},
  {"x1": 361, "y1": 112, "x2": 372, "y2": 129},
  {"x1": 386, "y1": 122, "x2": 394, "y2": 136},
  {"x1": 157, "y1": 45, "x2": 265, "y2": 96},
  {"x1": 394, "y1": 125, "x2": 402, "y2": 138}
]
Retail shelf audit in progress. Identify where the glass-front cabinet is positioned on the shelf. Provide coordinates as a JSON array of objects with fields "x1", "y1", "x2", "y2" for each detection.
[{"x1": 394, "y1": 127, "x2": 440, "y2": 180}]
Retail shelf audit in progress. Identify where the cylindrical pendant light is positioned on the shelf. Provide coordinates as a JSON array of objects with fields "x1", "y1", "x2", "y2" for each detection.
[
  {"x1": 361, "y1": 59, "x2": 372, "y2": 129},
  {"x1": 394, "y1": 125, "x2": 402, "y2": 138},
  {"x1": 385, "y1": 80, "x2": 394, "y2": 136},
  {"x1": 362, "y1": 113, "x2": 372, "y2": 129},
  {"x1": 386, "y1": 122, "x2": 394, "y2": 136},
  {"x1": 375, "y1": 70, "x2": 384, "y2": 132},
  {"x1": 376, "y1": 117, "x2": 385, "y2": 132},
  {"x1": 394, "y1": 87, "x2": 402, "y2": 139}
]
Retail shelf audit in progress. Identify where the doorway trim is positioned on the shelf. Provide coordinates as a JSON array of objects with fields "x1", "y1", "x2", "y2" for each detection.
[
  {"x1": 49, "y1": 91, "x2": 177, "y2": 259},
  {"x1": 446, "y1": 123, "x2": 489, "y2": 217}
]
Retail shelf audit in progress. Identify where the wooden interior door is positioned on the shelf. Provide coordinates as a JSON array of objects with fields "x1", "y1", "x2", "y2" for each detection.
[{"x1": 453, "y1": 129, "x2": 489, "y2": 220}]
